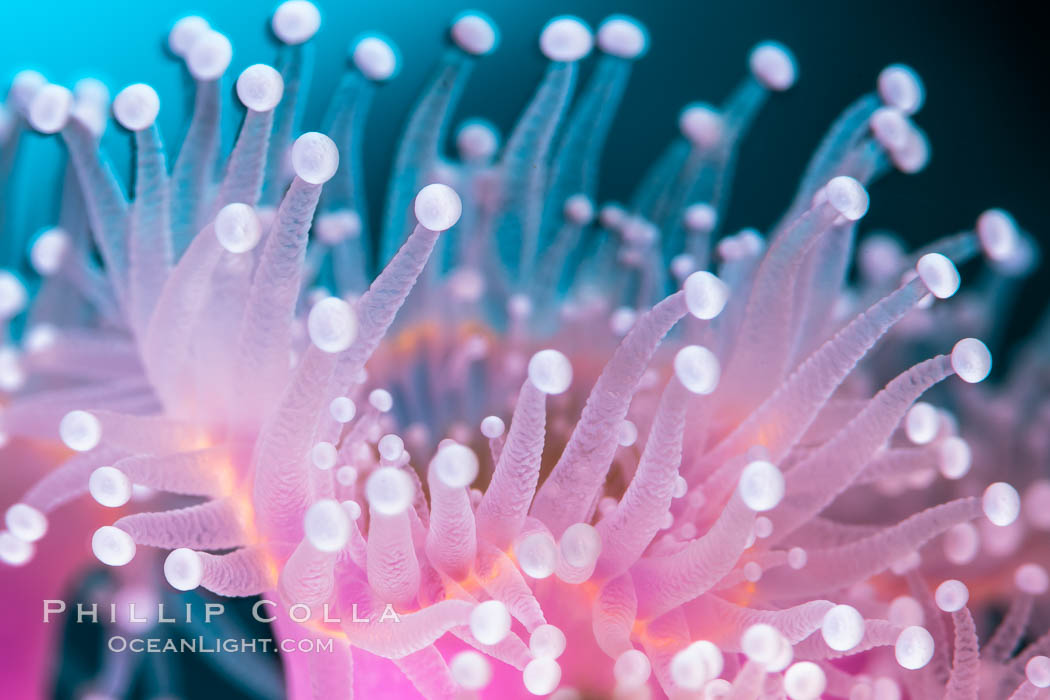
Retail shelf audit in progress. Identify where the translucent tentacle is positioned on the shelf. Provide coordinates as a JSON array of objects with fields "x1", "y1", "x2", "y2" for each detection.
[
  {"x1": 985, "y1": 593, "x2": 1034, "y2": 663},
  {"x1": 115, "y1": 447, "x2": 231, "y2": 498},
  {"x1": 127, "y1": 124, "x2": 173, "y2": 334},
  {"x1": 496, "y1": 61, "x2": 580, "y2": 285},
  {"x1": 279, "y1": 538, "x2": 336, "y2": 607},
  {"x1": 639, "y1": 608, "x2": 690, "y2": 698},
  {"x1": 593, "y1": 573, "x2": 638, "y2": 658},
  {"x1": 59, "y1": 117, "x2": 129, "y2": 297},
  {"x1": 193, "y1": 547, "x2": 275, "y2": 596},
  {"x1": 380, "y1": 51, "x2": 473, "y2": 264},
  {"x1": 337, "y1": 575, "x2": 472, "y2": 658},
  {"x1": 697, "y1": 277, "x2": 926, "y2": 499},
  {"x1": 141, "y1": 224, "x2": 224, "y2": 414},
  {"x1": 323, "y1": 222, "x2": 441, "y2": 436},
  {"x1": 393, "y1": 645, "x2": 457, "y2": 700},
  {"x1": 475, "y1": 380, "x2": 546, "y2": 548},
  {"x1": 770, "y1": 355, "x2": 955, "y2": 540},
  {"x1": 90, "y1": 410, "x2": 208, "y2": 455},
  {"x1": 116, "y1": 499, "x2": 246, "y2": 549},
  {"x1": 760, "y1": 498, "x2": 982, "y2": 598},
  {"x1": 252, "y1": 346, "x2": 339, "y2": 543},
  {"x1": 20, "y1": 447, "x2": 126, "y2": 514},
  {"x1": 171, "y1": 79, "x2": 221, "y2": 255},
  {"x1": 792, "y1": 619, "x2": 901, "y2": 660},
  {"x1": 790, "y1": 95, "x2": 881, "y2": 215},
  {"x1": 308, "y1": 638, "x2": 354, "y2": 700},
  {"x1": 595, "y1": 377, "x2": 689, "y2": 580},
  {"x1": 633, "y1": 494, "x2": 754, "y2": 619},
  {"x1": 718, "y1": 187, "x2": 865, "y2": 416},
  {"x1": 262, "y1": 45, "x2": 311, "y2": 205},
  {"x1": 424, "y1": 456, "x2": 476, "y2": 580},
  {"x1": 366, "y1": 508, "x2": 420, "y2": 607},
  {"x1": 216, "y1": 109, "x2": 274, "y2": 209},
  {"x1": 729, "y1": 660, "x2": 765, "y2": 700},
  {"x1": 234, "y1": 177, "x2": 323, "y2": 420},
  {"x1": 475, "y1": 543, "x2": 546, "y2": 632},
  {"x1": 944, "y1": 608, "x2": 980, "y2": 700},
  {"x1": 531, "y1": 292, "x2": 688, "y2": 536}
]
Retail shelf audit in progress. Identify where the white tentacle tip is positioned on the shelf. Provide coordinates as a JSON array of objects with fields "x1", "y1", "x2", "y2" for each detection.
[
  {"x1": 563, "y1": 194, "x2": 595, "y2": 226},
  {"x1": 352, "y1": 35, "x2": 400, "y2": 81},
  {"x1": 365, "y1": 467, "x2": 413, "y2": 516},
  {"x1": 671, "y1": 641, "x2": 723, "y2": 691},
  {"x1": 749, "y1": 41, "x2": 797, "y2": 91},
  {"x1": 683, "y1": 203, "x2": 717, "y2": 234},
  {"x1": 456, "y1": 119, "x2": 500, "y2": 163},
  {"x1": 8, "y1": 70, "x2": 48, "y2": 116},
  {"x1": 738, "y1": 460, "x2": 785, "y2": 511},
  {"x1": 783, "y1": 662, "x2": 826, "y2": 700},
  {"x1": 976, "y1": 208, "x2": 1020, "y2": 263},
  {"x1": 613, "y1": 649, "x2": 651, "y2": 689},
  {"x1": 164, "y1": 548, "x2": 203, "y2": 591},
  {"x1": 307, "y1": 297, "x2": 357, "y2": 353},
  {"x1": 523, "y1": 657, "x2": 562, "y2": 695},
  {"x1": 59, "y1": 409, "x2": 101, "y2": 452},
  {"x1": 451, "y1": 12, "x2": 499, "y2": 56},
  {"x1": 330, "y1": 396, "x2": 356, "y2": 423},
  {"x1": 983, "y1": 482, "x2": 1020, "y2": 526},
  {"x1": 892, "y1": 124, "x2": 930, "y2": 174},
  {"x1": 530, "y1": 624, "x2": 567, "y2": 660},
  {"x1": 27, "y1": 84, "x2": 73, "y2": 134},
  {"x1": 5, "y1": 503, "x2": 47, "y2": 542},
  {"x1": 560, "y1": 522, "x2": 601, "y2": 569},
  {"x1": 1028, "y1": 656, "x2": 1050, "y2": 688},
  {"x1": 272, "y1": 0, "x2": 321, "y2": 45},
  {"x1": 821, "y1": 604, "x2": 865, "y2": 651},
  {"x1": 683, "y1": 270, "x2": 729, "y2": 320},
  {"x1": 112, "y1": 84, "x2": 160, "y2": 131},
  {"x1": 451, "y1": 650, "x2": 493, "y2": 690},
  {"x1": 169, "y1": 16, "x2": 210, "y2": 57},
  {"x1": 674, "y1": 345, "x2": 720, "y2": 395},
  {"x1": 433, "y1": 443, "x2": 479, "y2": 488},
  {"x1": 825, "y1": 176, "x2": 869, "y2": 221},
  {"x1": 91, "y1": 525, "x2": 136, "y2": 566},
  {"x1": 236, "y1": 64, "x2": 284, "y2": 112},
  {"x1": 869, "y1": 107, "x2": 909, "y2": 151},
  {"x1": 480, "y1": 415, "x2": 505, "y2": 439},
  {"x1": 678, "y1": 103, "x2": 723, "y2": 148},
  {"x1": 878, "y1": 64, "x2": 925, "y2": 115},
  {"x1": 304, "y1": 499, "x2": 350, "y2": 552},
  {"x1": 516, "y1": 531, "x2": 557, "y2": 579},
  {"x1": 539, "y1": 16, "x2": 593, "y2": 63},
  {"x1": 934, "y1": 579, "x2": 969, "y2": 612},
  {"x1": 414, "y1": 183, "x2": 462, "y2": 232},
  {"x1": 951, "y1": 338, "x2": 991, "y2": 383},
  {"x1": 527, "y1": 349, "x2": 572, "y2": 394},
  {"x1": 916, "y1": 253, "x2": 960, "y2": 299},
  {"x1": 291, "y1": 132, "x2": 339, "y2": 184},
  {"x1": 470, "y1": 599, "x2": 511, "y2": 645},
  {"x1": 1015, "y1": 563, "x2": 1049, "y2": 595},
  {"x1": 89, "y1": 466, "x2": 132, "y2": 508},
  {"x1": 187, "y1": 30, "x2": 232, "y2": 82},
  {"x1": 0, "y1": 269, "x2": 28, "y2": 318},
  {"x1": 894, "y1": 626, "x2": 934, "y2": 669},
  {"x1": 215, "y1": 203, "x2": 263, "y2": 253},
  {"x1": 597, "y1": 16, "x2": 648, "y2": 60},
  {"x1": 0, "y1": 530, "x2": 35, "y2": 566}
]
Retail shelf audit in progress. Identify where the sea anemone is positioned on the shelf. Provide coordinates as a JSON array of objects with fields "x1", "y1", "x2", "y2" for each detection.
[{"x1": 1, "y1": 2, "x2": 1048, "y2": 698}]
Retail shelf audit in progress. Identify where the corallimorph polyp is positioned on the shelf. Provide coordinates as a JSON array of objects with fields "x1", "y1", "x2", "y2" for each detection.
[{"x1": 1, "y1": 2, "x2": 1049, "y2": 698}]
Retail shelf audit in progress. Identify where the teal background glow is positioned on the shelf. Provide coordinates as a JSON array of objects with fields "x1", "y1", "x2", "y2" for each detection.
[{"x1": 2, "y1": 0, "x2": 1048, "y2": 332}]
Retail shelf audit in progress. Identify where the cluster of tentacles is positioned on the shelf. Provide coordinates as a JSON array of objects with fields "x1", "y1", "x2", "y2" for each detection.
[{"x1": 1, "y1": 2, "x2": 1049, "y2": 698}]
